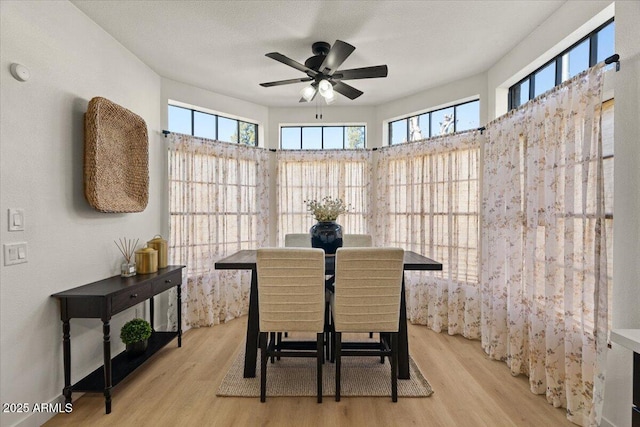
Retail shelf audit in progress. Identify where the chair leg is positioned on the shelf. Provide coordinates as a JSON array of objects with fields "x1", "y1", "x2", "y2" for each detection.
[
  {"x1": 316, "y1": 332, "x2": 323, "y2": 403},
  {"x1": 270, "y1": 332, "x2": 276, "y2": 363},
  {"x1": 391, "y1": 332, "x2": 398, "y2": 402},
  {"x1": 335, "y1": 332, "x2": 342, "y2": 402},
  {"x1": 324, "y1": 301, "x2": 331, "y2": 362},
  {"x1": 260, "y1": 332, "x2": 268, "y2": 402},
  {"x1": 276, "y1": 332, "x2": 282, "y2": 361}
]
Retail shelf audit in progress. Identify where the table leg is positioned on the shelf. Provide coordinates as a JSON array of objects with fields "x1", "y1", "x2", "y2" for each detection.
[
  {"x1": 177, "y1": 284, "x2": 182, "y2": 347},
  {"x1": 102, "y1": 320, "x2": 112, "y2": 414},
  {"x1": 244, "y1": 267, "x2": 259, "y2": 378},
  {"x1": 149, "y1": 296, "x2": 155, "y2": 331},
  {"x1": 398, "y1": 274, "x2": 410, "y2": 379},
  {"x1": 62, "y1": 319, "x2": 72, "y2": 405}
]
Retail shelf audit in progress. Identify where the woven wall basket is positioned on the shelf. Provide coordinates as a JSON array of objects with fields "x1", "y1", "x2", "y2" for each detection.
[{"x1": 84, "y1": 97, "x2": 149, "y2": 213}]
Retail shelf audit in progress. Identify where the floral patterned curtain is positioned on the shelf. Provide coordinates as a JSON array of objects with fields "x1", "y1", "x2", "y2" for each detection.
[
  {"x1": 167, "y1": 134, "x2": 269, "y2": 328},
  {"x1": 375, "y1": 131, "x2": 482, "y2": 338},
  {"x1": 481, "y1": 64, "x2": 608, "y2": 426},
  {"x1": 276, "y1": 149, "x2": 373, "y2": 244}
]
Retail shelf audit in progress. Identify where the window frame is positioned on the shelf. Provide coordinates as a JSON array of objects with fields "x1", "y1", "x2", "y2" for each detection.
[
  {"x1": 508, "y1": 18, "x2": 614, "y2": 111},
  {"x1": 168, "y1": 104, "x2": 259, "y2": 146},
  {"x1": 279, "y1": 125, "x2": 366, "y2": 150},
  {"x1": 388, "y1": 99, "x2": 480, "y2": 146}
]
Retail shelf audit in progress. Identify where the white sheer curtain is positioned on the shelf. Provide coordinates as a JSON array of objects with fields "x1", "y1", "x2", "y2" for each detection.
[
  {"x1": 481, "y1": 64, "x2": 608, "y2": 426},
  {"x1": 375, "y1": 131, "x2": 482, "y2": 338},
  {"x1": 167, "y1": 133, "x2": 269, "y2": 327},
  {"x1": 276, "y1": 149, "x2": 372, "y2": 244}
]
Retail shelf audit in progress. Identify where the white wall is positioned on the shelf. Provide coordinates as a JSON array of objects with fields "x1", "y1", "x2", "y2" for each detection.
[
  {"x1": 0, "y1": 2, "x2": 162, "y2": 426},
  {"x1": 603, "y1": 2, "x2": 640, "y2": 426}
]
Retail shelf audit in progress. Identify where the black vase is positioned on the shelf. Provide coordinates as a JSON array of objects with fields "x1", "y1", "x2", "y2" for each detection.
[
  {"x1": 126, "y1": 339, "x2": 148, "y2": 357},
  {"x1": 310, "y1": 221, "x2": 343, "y2": 254}
]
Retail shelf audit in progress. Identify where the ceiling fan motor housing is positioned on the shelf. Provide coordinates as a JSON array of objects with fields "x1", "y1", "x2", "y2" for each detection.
[{"x1": 305, "y1": 41, "x2": 331, "y2": 71}]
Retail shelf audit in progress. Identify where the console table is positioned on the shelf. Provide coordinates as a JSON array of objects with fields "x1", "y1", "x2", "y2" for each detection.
[
  {"x1": 51, "y1": 265, "x2": 185, "y2": 414},
  {"x1": 611, "y1": 329, "x2": 640, "y2": 427}
]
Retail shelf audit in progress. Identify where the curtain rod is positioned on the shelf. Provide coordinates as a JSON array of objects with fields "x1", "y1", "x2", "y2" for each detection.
[{"x1": 605, "y1": 53, "x2": 620, "y2": 71}]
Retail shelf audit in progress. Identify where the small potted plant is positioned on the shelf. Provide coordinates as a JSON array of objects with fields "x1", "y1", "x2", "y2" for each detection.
[{"x1": 120, "y1": 318, "x2": 152, "y2": 357}]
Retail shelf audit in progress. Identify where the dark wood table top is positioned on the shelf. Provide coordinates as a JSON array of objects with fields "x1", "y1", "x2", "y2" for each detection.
[
  {"x1": 214, "y1": 249, "x2": 442, "y2": 272},
  {"x1": 51, "y1": 265, "x2": 185, "y2": 298}
]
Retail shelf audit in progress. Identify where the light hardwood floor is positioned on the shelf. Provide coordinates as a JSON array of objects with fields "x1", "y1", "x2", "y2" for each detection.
[{"x1": 45, "y1": 317, "x2": 573, "y2": 427}]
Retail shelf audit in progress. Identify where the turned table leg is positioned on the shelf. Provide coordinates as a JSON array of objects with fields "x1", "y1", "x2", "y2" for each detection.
[
  {"x1": 102, "y1": 320, "x2": 112, "y2": 414},
  {"x1": 62, "y1": 319, "x2": 72, "y2": 404}
]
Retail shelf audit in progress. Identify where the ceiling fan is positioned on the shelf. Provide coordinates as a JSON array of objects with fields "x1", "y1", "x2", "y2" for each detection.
[{"x1": 259, "y1": 40, "x2": 388, "y2": 104}]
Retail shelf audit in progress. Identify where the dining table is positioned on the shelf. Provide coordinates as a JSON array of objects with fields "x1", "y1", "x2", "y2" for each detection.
[{"x1": 214, "y1": 249, "x2": 442, "y2": 379}]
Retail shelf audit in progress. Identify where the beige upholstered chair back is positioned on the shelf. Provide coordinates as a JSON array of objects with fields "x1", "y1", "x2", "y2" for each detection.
[
  {"x1": 284, "y1": 233, "x2": 311, "y2": 248},
  {"x1": 257, "y1": 248, "x2": 325, "y2": 333},
  {"x1": 342, "y1": 234, "x2": 373, "y2": 247},
  {"x1": 333, "y1": 247, "x2": 404, "y2": 333}
]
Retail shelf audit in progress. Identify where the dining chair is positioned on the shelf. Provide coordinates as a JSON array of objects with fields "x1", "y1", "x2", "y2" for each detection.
[
  {"x1": 284, "y1": 233, "x2": 311, "y2": 248},
  {"x1": 257, "y1": 248, "x2": 325, "y2": 403},
  {"x1": 342, "y1": 234, "x2": 373, "y2": 247},
  {"x1": 341, "y1": 234, "x2": 375, "y2": 338},
  {"x1": 331, "y1": 247, "x2": 405, "y2": 402},
  {"x1": 284, "y1": 233, "x2": 331, "y2": 360}
]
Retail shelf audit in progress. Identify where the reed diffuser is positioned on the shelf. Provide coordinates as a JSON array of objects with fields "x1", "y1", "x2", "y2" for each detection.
[{"x1": 115, "y1": 237, "x2": 138, "y2": 277}]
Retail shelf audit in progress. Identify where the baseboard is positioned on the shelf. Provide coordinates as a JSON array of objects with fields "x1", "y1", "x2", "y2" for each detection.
[
  {"x1": 600, "y1": 415, "x2": 616, "y2": 427},
  {"x1": 13, "y1": 393, "x2": 77, "y2": 427}
]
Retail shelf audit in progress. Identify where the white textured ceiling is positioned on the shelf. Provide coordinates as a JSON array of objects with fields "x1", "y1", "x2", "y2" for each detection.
[{"x1": 70, "y1": 0, "x2": 566, "y2": 107}]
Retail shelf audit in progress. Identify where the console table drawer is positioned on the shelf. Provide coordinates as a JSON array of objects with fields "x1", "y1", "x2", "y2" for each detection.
[
  {"x1": 153, "y1": 270, "x2": 182, "y2": 294},
  {"x1": 111, "y1": 283, "x2": 152, "y2": 314}
]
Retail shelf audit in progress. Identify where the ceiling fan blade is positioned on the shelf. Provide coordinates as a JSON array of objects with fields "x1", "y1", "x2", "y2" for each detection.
[
  {"x1": 265, "y1": 52, "x2": 318, "y2": 77},
  {"x1": 332, "y1": 81, "x2": 363, "y2": 100},
  {"x1": 260, "y1": 77, "x2": 313, "y2": 87},
  {"x1": 333, "y1": 65, "x2": 388, "y2": 80},
  {"x1": 319, "y1": 40, "x2": 355, "y2": 76}
]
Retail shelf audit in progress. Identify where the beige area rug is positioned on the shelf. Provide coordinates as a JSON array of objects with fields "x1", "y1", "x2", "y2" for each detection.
[{"x1": 217, "y1": 345, "x2": 433, "y2": 398}]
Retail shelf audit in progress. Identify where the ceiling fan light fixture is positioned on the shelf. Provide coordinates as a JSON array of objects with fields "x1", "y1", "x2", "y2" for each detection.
[
  {"x1": 318, "y1": 79, "x2": 333, "y2": 97},
  {"x1": 300, "y1": 85, "x2": 317, "y2": 102},
  {"x1": 324, "y1": 90, "x2": 336, "y2": 105}
]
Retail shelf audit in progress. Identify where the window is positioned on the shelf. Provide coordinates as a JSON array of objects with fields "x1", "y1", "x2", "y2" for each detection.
[
  {"x1": 277, "y1": 151, "x2": 372, "y2": 244},
  {"x1": 280, "y1": 125, "x2": 366, "y2": 149},
  {"x1": 508, "y1": 18, "x2": 614, "y2": 110},
  {"x1": 388, "y1": 99, "x2": 480, "y2": 145},
  {"x1": 167, "y1": 104, "x2": 258, "y2": 146},
  {"x1": 533, "y1": 62, "x2": 556, "y2": 97},
  {"x1": 379, "y1": 132, "x2": 480, "y2": 283},
  {"x1": 168, "y1": 142, "x2": 269, "y2": 276}
]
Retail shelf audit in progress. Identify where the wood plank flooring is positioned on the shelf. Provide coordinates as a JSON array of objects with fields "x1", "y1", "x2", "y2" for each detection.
[{"x1": 44, "y1": 317, "x2": 573, "y2": 427}]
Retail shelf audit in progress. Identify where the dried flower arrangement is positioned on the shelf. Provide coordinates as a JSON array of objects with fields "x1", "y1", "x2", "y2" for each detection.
[{"x1": 304, "y1": 196, "x2": 351, "y2": 222}]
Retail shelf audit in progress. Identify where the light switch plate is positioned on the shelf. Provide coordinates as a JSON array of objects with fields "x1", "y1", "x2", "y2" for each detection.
[
  {"x1": 4, "y1": 242, "x2": 27, "y2": 265},
  {"x1": 8, "y1": 209, "x2": 24, "y2": 231}
]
